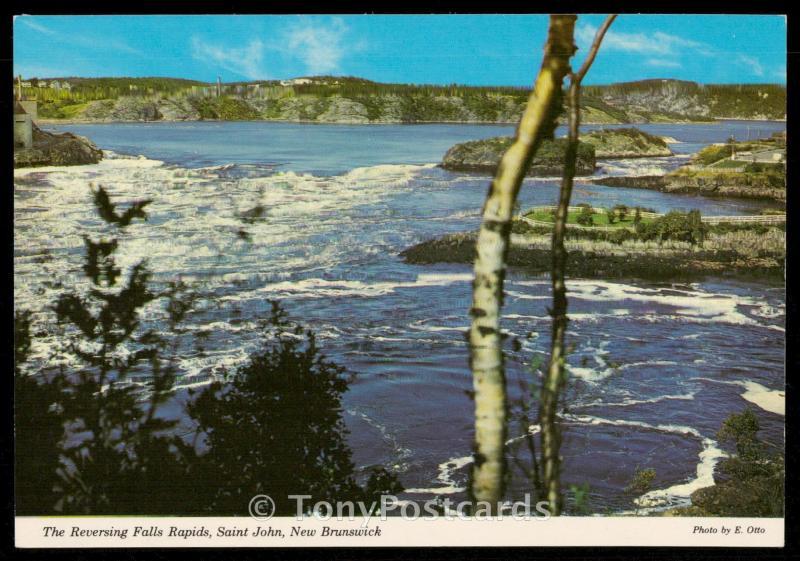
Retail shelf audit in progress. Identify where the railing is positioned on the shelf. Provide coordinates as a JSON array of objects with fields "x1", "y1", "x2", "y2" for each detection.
[
  {"x1": 529, "y1": 205, "x2": 659, "y2": 218},
  {"x1": 701, "y1": 214, "x2": 786, "y2": 225},
  {"x1": 521, "y1": 206, "x2": 786, "y2": 229},
  {"x1": 520, "y1": 216, "x2": 625, "y2": 231}
]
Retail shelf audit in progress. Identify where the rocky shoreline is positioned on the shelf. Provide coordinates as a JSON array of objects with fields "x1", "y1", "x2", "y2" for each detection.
[
  {"x1": 400, "y1": 231, "x2": 784, "y2": 283},
  {"x1": 14, "y1": 125, "x2": 103, "y2": 168},
  {"x1": 590, "y1": 174, "x2": 786, "y2": 204}
]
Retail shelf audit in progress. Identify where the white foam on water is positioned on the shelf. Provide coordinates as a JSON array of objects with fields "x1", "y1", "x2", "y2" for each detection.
[
  {"x1": 568, "y1": 364, "x2": 615, "y2": 383},
  {"x1": 617, "y1": 360, "x2": 680, "y2": 371},
  {"x1": 509, "y1": 279, "x2": 781, "y2": 332},
  {"x1": 409, "y1": 323, "x2": 467, "y2": 334},
  {"x1": 694, "y1": 377, "x2": 785, "y2": 416},
  {"x1": 242, "y1": 273, "x2": 473, "y2": 301},
  {"x1": 346, "y1": 408, "x2": 413, "y2": 473},
  {"x1": 593, "y1": 155, "x2": 687, "y2": 178},
  {"x1": 566, "y1": 280, "x2": 780, "y2": 330},
  {"x1": 404, "y1": 425, "x2": 542, "y2": 496},
  {"x1": 403, "y1": 455, "x2": 472, "y2": 495},
  {"x1": 578, "y1": 392, "x2": 696, "y2": 409},
  {"x1": 14, "y1": 157, "x2": 445, "y2": 325},
  {"x1": 562, "y1": 413, "x2": 726, "y2": 513},
  {"x1": 505, "y1": 291, "x2": 550, "y2": 301},
  {"x1": 566, "y1": 340, "x2": 616, "y2": 383},
  {"x1": 753, "y1": 304, "x2": 785, "y2": 319},
  {"x1": 741, "y1": 381, "x2": 786, "y2": 416}
]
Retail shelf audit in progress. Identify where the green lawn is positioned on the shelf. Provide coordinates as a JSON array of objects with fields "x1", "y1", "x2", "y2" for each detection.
[{"x1": 524, "y1": 208, "x2": 654, "y2": 229}]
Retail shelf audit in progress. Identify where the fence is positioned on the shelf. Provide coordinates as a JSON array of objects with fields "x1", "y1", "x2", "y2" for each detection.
[{"x1": 521, "y1": 206, "x2": 786, "y2": 230}]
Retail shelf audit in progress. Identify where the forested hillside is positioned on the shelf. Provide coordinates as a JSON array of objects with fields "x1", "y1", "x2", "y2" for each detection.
[{"x1": 22, "y1": 76, "x2": 785, "y2": 123}]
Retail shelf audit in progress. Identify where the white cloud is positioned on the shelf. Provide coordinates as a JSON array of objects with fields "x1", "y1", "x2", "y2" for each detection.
[
  {"x1": 283, "y1": 18, "x2": 348, "y2": 75},
  {"x1": 17, "y1": 16, "x2": 143, "y2": 56},
  {"x1": 191, "y1": 37, "x2": 266, "y2": 80},
  {"x1": 737, "y1": 54, "x2": 764, "y2": 77},
  {"x1": 576, "y1": 23, "x2": 712, "y2": 57},
  {"x1": 191, "y1": 17, "x2": 354, "y2": 80},
  {"x1": 18, "y1": 18, "x2": 56, "y2": 35},
  {"x1": 645, "y1": 58, "x2": 682, "y2": 68}
]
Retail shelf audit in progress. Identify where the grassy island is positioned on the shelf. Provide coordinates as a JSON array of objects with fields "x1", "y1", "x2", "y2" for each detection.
[{"x1": 401, "y1": 209, "x2": 784, "y2": 282}]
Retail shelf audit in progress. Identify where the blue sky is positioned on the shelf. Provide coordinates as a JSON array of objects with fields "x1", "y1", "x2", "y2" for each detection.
[{"x1": 13, "y1": 14, "x2": 786, "y2": 85}]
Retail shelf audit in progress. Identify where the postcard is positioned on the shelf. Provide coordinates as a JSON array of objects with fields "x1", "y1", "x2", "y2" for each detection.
[{"x1": 12, "y1": 13, "x2": 786, "y2": 549}]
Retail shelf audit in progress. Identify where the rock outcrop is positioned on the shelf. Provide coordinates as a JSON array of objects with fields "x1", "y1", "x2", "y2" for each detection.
[
  {"x1": 580, "y1": 127, "x2": 673, "y2": 158},
  {"x1": 14, "y1": 125, "x2": 103, "y2": 168},
  {"x1": 440, "y1": 136, "x2": 596, "y2": 176}
]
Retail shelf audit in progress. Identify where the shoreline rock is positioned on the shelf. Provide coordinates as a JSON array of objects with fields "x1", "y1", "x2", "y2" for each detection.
[
  {"x1": 400, "y1": 231, "x2": 783, "y2": 283},
  {"x1": 589, "y1": 175, "x2": 668, "y2": 190},
  {"x1": 590, "y1": 172, "x2": 785, "y2": 204},
  {"x1": 14, "y1": 125, "x2": 103, "y2": 168}
]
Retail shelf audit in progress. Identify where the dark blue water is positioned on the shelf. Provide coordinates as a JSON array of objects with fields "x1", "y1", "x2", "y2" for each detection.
[{"x1": 18, "y1": 120, "x2": 785, "y2": 514}]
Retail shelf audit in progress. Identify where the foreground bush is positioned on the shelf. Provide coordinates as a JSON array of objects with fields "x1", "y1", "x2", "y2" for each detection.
[{"x1": 689, "y1": 409, "x2": 784, "y2": 517}]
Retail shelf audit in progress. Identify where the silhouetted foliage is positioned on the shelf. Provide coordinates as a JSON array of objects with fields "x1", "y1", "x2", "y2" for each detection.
[
  {"x1": 690, "y1": 409, "x2": 784, "y2": 517},
  {"x1": 14, "y1": 312, "x2": 65, "y2": 515},
  {"x1": 92, "y1": 187, "x2": 152, "y2": 227},
  {"x1": 187, "y1": 301, "x2": 402, "y2": 515},
  {"x1": 15, "y1": 187, "x2": 401, "y2": 516}
]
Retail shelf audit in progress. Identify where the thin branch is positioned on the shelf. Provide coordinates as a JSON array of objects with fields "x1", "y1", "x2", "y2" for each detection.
[
  {"x1": 574, "y1": 15, "x2": 617, "y2": 85},
  {"x1": 468, "y1": 15, "x2": 577, "y2": 510},
  {"x1": 539, "y1": 13, "x2": 616, "y2": 517}
]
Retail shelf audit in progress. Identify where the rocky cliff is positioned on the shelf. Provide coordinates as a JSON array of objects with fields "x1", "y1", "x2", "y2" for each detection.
[{"x1": 583, "y1": 80, "x2": 786, "y2": 121}]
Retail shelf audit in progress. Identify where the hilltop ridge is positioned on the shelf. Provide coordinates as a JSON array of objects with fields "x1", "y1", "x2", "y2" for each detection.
[{"x1": 22, "y1": 76, "x2": 786, "y2": 124}]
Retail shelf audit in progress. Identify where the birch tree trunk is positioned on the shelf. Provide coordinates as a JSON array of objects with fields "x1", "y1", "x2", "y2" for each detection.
[
  {"x1": 469, "y1": 15, "x2": 577, "y2": 508},
  {"x1": 540, "y1": 15, "x2": 616, "y2": 516}
]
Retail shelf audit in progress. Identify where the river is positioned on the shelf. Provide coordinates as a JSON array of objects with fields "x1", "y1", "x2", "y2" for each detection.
[{"x1": 15, "y1": 120, "x2": 785, "y2": 514}]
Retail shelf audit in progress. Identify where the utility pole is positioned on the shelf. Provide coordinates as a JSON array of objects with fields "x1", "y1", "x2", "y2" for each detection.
[{"x1": 216, "y1": 76, "x2": 222, "y2": 97}]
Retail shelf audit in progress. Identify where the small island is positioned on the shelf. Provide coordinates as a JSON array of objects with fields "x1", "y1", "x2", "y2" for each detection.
[
  {"x1": 441, "y1": 137, "x2": 596, "y2": 176},
  {"x1": 401, "y1": 207, "x2": 784, "y2": 282},
  {"x1": 440, "y1": 127, "x2": 673, "y2": 177}
]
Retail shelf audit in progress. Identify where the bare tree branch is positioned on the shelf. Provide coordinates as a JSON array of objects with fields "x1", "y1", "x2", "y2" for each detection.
[{"x1": 539, "y1": 13, "x2": 616, "y2": 517}]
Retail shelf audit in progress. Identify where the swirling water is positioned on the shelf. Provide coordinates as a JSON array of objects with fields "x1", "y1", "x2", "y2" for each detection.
[{"x1": 16, "y1": 120, "x2": 784, "y2": 514}]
